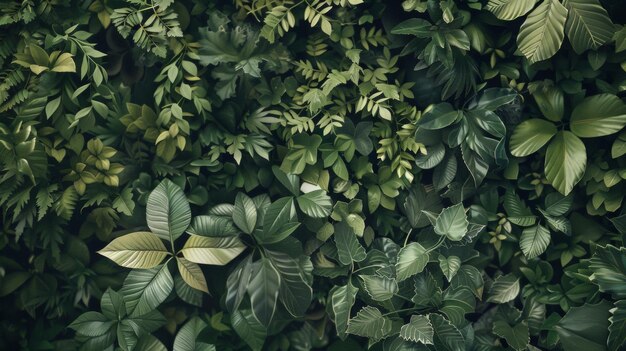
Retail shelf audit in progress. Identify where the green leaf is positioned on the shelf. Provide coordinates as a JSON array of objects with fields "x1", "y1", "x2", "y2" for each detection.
[
  {"x1": 271, "y1": 166, "x2": 300, "y2": 195},
  {"x1": 396, "y1": 243, "x2": 429, "y2": 282},
  {"x1": 492, "y1": 321, "x2": 530, "y2": 351},
  {"x1": 233, "y1": 193, "x2": 257, "y2": 234},
  {"x1": 360, "y1": 275, "x2": 398, "y2": 301},
  {"x1": 173, "y1": 317, "x2": 215, "y2": 351},
  {"x1": 589, "y1": 245, "x2": 626, "y2": 298},
  {"x1": 334, "y1": 222, "x2": 367, "y2": 265},
  {"x1": 101, "y1": 289, "x2": 126, "y2": 320},
  {"x1": 121, "y1": 264, "x2": 174, "y2": 317},
  {"x1": 545, "y1": 131, "x2": 586, "y2": 195},
  {"x1": 297, "y1": 190, "x2": 332, "y2": 218},
  {"x1": 247, "y1": 258, "x2": 281, "y2": 325},
  {"x1": 487, "y1": 273, "x2": 520, "y2": 303},
  {"x1": 516, "y1": 0, "x2": 568, "y2": 63},
  {"x1": 257, "y1": 197, "x2": 299, "y2": 244},
  {"x1": 486, "y1": 0, "x2": 537, "y2": 20},
  {"x1": 98, "y1": 232, "x2": 168, "y2": 269},
  {"x1": 509, "y1": 119, "x2": 557, "y2": 156},
  {"x1": 187, "y1": 215, "x2": 240, "y2": 237},
  {"x1": 399, "y1": 315, "x2": 434, "y2": 345},
  {"x1": 556, "y1": 301, "x2": 612, "y2": 351},
  {"x1": 146, "y1": 179, "x2": 191, "y2": 243},
  {"x1": 438, "y1": 255, "x2": 461, "y2": 282},
  {"x1": 434, "y1": 203, "x2": 468, "y2": 241},
  {"x1": 267, "y1": 250, "x2": 313, "y2": 317},
  {"x1": 563, "y1": 0, "x2": 614, "y2": 54},
  {"x1": 177, "y1": 257, "x2": 209, "y2": 293},
  {"x1": 346, "y1": 306, "x2": 392, "y2": 342},
  {"x1": 331, "y1": 282, "x2": 359, "y2": 339},
  {"x1": 181, "y1": 235, "x2": 246, "y2": 266},
  {"x1": 570, "y1": 94, "x2": 626, "y2": 138},
  {"x1": 391, "y1": 18, "x2": 432, "y2": 37},
  {"x1": 520, "y1": 224, "x2": 551, "y2": 259},
  {"x1": 418, "y1": 103, "x2": 460, "y2": 130},
  {"x1": 609, "y1": 300, "x2": 626, "y2": 351},
  {"x1": 430, "y1": 314, "x2": 465, "y2": 351},
  {"x1": 69, "y1": 312, "x2": 115, "y2": 337},
  {"x1": 225, "y1": 255, "x2": 254, "y2": 313},
  {"x1": 231, "y1": 310, "x2": 266, "y2": 351}
]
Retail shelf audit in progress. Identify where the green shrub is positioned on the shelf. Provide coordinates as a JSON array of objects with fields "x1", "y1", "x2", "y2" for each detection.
[{"x1": 1, "y1": 0, "x2": 626, "y2": 350}]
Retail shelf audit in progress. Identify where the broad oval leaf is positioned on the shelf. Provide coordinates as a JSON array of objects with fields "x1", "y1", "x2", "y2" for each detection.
[
  {"x1": 418, "y1": 103, "x2": 460, "y2": 130},
  {"x1": 146, "y1": 179, "x2": 191, "y2": 242},
  {"x1": 247, "y1": 258, "x2": 281, "y2": 325},
  {"x1": 545, "y1": 131, "x2": 586, "y2": 195},
  {"x1": 396, "y1": 243, "x2": 429, "y2": 282},
  {"x1": 296, "y1": 189, "x2": 332, "y2": 218},
  {"x1": 563, "y1": 0, "x2": 614, "y2": 54},
  {"x1": 486, "y1": 0, "x2": 537, "y2": 20},
  {"x1": 231, "y1": 310, "x2": 266, "y2": 351},
  {"x1": 233, "y1": 193, "x2": 257, "y2": 234},
  {"x1": 360, "y1": 274, "x2": 398, "y2": 301},
  {"x1": 98, "y1": 231, "x2": 168, "y2": 269},
  {"x1": 520, "y1": 224, "x2": 551, "y2": 259},
  {"x1": 510, "y1": 119, "x2": 557, "y2": 156},
  {"x1": 570, "y1": 94, "x2": 626, "y2": 138},
  {"x1": 556, "y1": 301, "x2": 612, "y2": 351},
  {"x1": 177, "y1": 257, "x2": 209, "y2": 293},
  {"x1": 181, "y1": 235, "x2": 246, "y2": 266},
  {"x1": 487, "y1": 273, "x2": 520, "y2": 304},
  {"x1": 391, "y1": 18, "x2": 432, "y2": 37},
  {"x1": 516, "y1": 0, "x2": 568, "y2": 63},
  {"x1": 492, "y1": 320, "x2": 530, "y2": 351}
]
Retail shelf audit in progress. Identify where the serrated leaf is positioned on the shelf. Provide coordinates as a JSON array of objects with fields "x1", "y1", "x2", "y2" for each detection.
[
  {"x1": 430, "y1": 314, "x2": 465, "y2": 351},
  {"x1": 98, "y1": 232, "x2": 168, "y2": 269},
  {"x1": 609, "y1": 300, "x2": 626, "y2": 351},
  {"x1": 331, "y1": 282, "x2": 359, "y2": 339},
  {"x1": 488, "y1": 273, "x2": 520, "y2": 303},
  {"x1": 335, "y1": 222, "x2": 367, "y2": 265},
  {"x1": 360, "y1": 275, "x2": 398, "y2": 301},
  {"x1": 589, "y1": 245, "x2": 626, "y2": 298},
  {"x1": 438, "y1": 255, "x2": 461, "y2": 282},
  {"x1": 296, "y1": 189, "x2": 332, "y2": 218},
  {"x1": 396, "y1": 243, "x2": 429, "y2": 282},
  {"x1": 520, "y1": 224, "x2": 551, "y2": 259},
  {"x1": 399, "y1": 315, "x2": 433, "y2": 345},
  {"x1": 346, "y1": 306, "x2": 392, "y2": 342},
  {"x1": 434, "y1": 203, "x2": 468, "y2": 241}
]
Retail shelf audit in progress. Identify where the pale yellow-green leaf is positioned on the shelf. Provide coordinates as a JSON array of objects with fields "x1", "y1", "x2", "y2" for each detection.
[
  {"x1": 51, "y1": 53, "x2": 77, "y2": 73},
  {"x1": 510, "y1": 119, "x2": 557, "y2": 156},
  {"x1": 98, "y1": 231, "x2": 169, "y2": 268},
  {"x1": 181, "y1": 235, "x2": 246, "y2": 265},
  {"x1": 177, "y1": 257, "x2": 209, "y2": 293},
  {"x1": 516, "y1": 0, "x2": 568, "y2": 63},
  {"x1": 486, "y1": 0, "x2": 537, "y2": 21},
  {"x1": 545, "y1": 131, "x2": 586, "y2": 195}
]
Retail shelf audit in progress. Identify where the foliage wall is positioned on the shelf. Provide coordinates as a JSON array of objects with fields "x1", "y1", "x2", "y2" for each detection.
[{"x1": 1, "y1": 0, "x2": 626, "y2": 350}]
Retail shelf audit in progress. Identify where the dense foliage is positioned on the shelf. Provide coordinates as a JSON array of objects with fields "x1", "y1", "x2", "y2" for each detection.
[{"x1": 1, "y1": 0, "x2": 626, "y2": 350}]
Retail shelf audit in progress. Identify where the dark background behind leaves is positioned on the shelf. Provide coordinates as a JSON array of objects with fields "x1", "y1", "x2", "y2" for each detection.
[{"x1": 1, "y1": 0, "x2": 626, "y2": 350}]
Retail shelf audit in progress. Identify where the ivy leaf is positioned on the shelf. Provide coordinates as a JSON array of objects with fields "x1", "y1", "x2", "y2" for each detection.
[
  {"x1": 346, "y1": 306, "x2": 392, "y2": 342},
  {"x1": 331, "y1": 282, "x2": 358, "y2": 340},
  {"x1": 516, "y1": 0, "x2": 568, "y2": 63},
  {"x1": 570, "y1": 94, "x2": 626, "y2": 138},
  {"x1": 146, "y1": 179, "x2": 191, "y2": 243},
  {"x1": 399, "y1": 314, "x2": 434, "y2": 345},
  {"x1": 334, "y1": 222, "x2": 367, "y2": 265},
  {"x1": 487, "y1": 273, "x2": 520, "y2": 304},
  {"x1": 233, "y1": 193, "x2": 257, "y2": 234},
  {"x1": 247, "y1": 258, "x2": 281, "y2": 326},
  {"x1": 121, "y1": 264, "x2": 174, "y2": 317},
  {"x1": 563, "y1": 0, "x2": 614, "y2": 54},
  {"x1": 486, "y1": 0, "x2": 537, "y2": 20},
  {"x1": 589, "y1": 245, "x2": 626, "y2": 298},
  {"x1": 173, "y1": 317, "x2": 215, "y2": 351},
  {"x1": 545, "y1": 131, "x2": 586, "y2": 195},
  {"x1": 181, "y1": 235, "x2": 246, "y2": 266},
  {"x1": 396, "y1": 243, "x2": 429, "y2": 282},
  {"x1": 98, "y1": 232, "x2": 168, "y2": 269},
  {"x1": 510, "y1": 119, "x2": 557, "y2": 156},
  {"x1": 360, "y1": 275, "x2": 398, "y2": 301},
  {"x1": 492, "y1": 321, "x2": 530, "y2": 351},
  {"x1": 434, "y1": 203, "x2": 468, "y2": 241},
  {"x1": 520, "y1": 224, "x2": 551, "y2": 259},
  {"x1": 296, "y1": 189, "x2": 332, "y2": 218}
]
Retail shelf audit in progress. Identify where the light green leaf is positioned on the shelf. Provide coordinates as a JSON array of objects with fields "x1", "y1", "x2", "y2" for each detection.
[
  {"x1": 493, "y1": 321, "x2": 530, "y2": 351},
  {"x1": 121, "y1": 264, "x2": 174, "y2": 317},
  {"x1": 177, "y1": 257, "x2": 209, "y2": 293},
  {"x1": 360, "y1": 275, "x2": 398, "y2": 301},
  {"x1": 510, "y1": 119, "x2": 557, "y2": 156},
  {"x1": 331, "y1": 282, "x2": 359, "y2": 339},
  {"x1": 399, "y1": 315, "x2": 434, "y2": 345},
  {"x1": 98, "y1": 232, "x2": 168, "y2": 269},
  {"x1": 487, "y1": 273, "x2": 520, "y2": 304},
  {"x1": 346, "y1": 306, "x2": 392, "y2": 342},
  {"x1": 247, "y1": 258, "x2": 280, "y2": 325},
  {"x1": 520, "y1": 224, "x2": 551, "y2": 259},
  {"x1": 545, "y1": 131, "x2": 586, "y2": 195},
  {"x1": 396, "y1": 243, "x2": 429, "y2": 282},
  {"x1": 233, "y1": 193, "x2": 257, "y2": 234},
  {"x1": 486, "y1": 0, "x2": 537, "y2": 20},
  {"x1": 516, "y1": 0, "x2": 568, "y2": 63},
  {"x1": 438, "y1": 255, "x2": 461, "y2": 282},
  {"x1": 418, "y1": 103, "x2": 460, "y2": 130},
  {"x1": 296, "y1": 189, "x2": 332, "y2": 218},
  {"x1": 570, "y1": 94, "x2": 626, "y2": 138},
  {"x1": 181, "y1": 235, "x2": 246, "y2": 266},
  {"x1": 335, "y1": 222, "x2": 367, "y2": 265},
  {"x1": 434, "y1": 203, "x2": 468, "y2": 241},
  {"x1": 146, "y1": 179, "x2": 191, "y2": 243},
  {"x1": 258, "y1": 197, "x2": 299, "y2": 244},
  {"x1": 563, "y1": 0, "x2": 614, "y2": 54}
]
